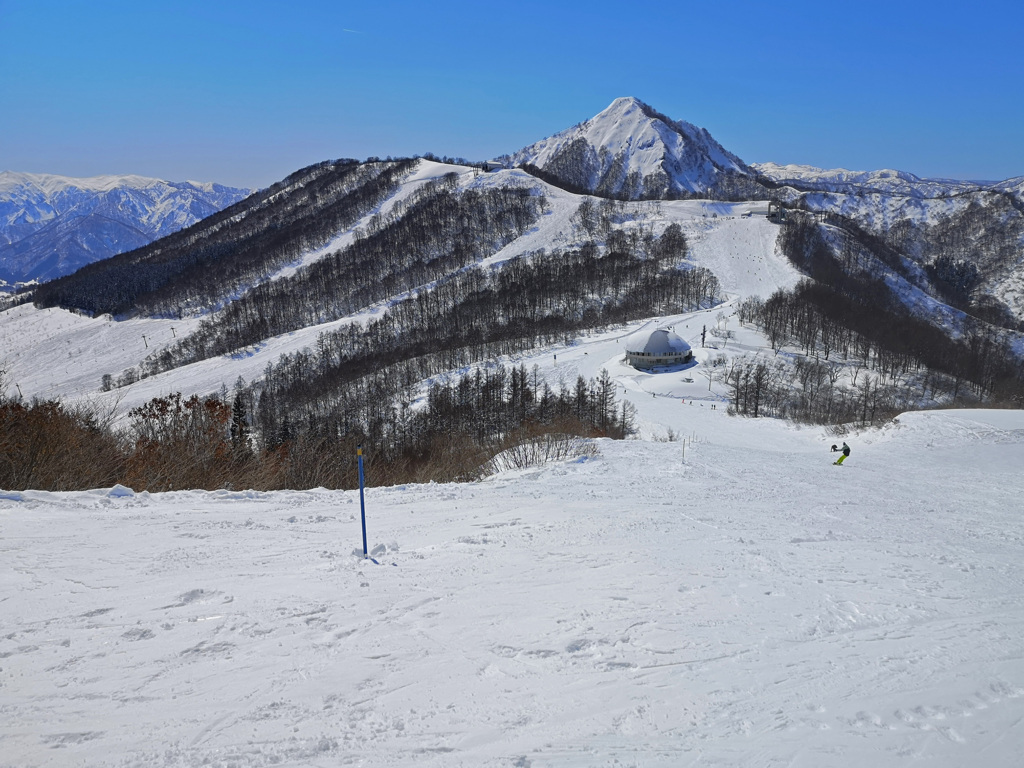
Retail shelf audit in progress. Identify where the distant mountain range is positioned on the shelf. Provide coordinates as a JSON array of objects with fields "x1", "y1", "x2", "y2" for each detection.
[
  {"x1": 4, "y1": 98, "x2": 1022, "y2": 301},
  {"x1": 0, "y1": 172, "x2": 250, "y2": 291}
]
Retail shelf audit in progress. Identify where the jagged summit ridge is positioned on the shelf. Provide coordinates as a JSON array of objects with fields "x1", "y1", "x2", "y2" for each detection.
[
  {"x1": 0, "y1": 171, "x2": 169, "y2": 197},
  {"x1": 508, "y1": 96, "x2": 754, "y2": 199},
  {"x1": 0, "y1": 171, "x2": 250, "y2": 289}
]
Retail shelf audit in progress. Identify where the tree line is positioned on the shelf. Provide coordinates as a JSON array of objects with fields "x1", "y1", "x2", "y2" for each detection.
[
  {"x1": 0, "y1": 363, "x2": 630, "y2": 492},
  {"x1": 76, "y1": 217, "x2": 717, "y2": 491},
  {"x1": 195, "y1": 221, "x2": 713, "y2": 486},
  {"x1": 884, "y1": 194, "x2": 1024, "y2": 329},
  {"x1": 109, "y1": 218, "x2": 718, "y2": 396},
  {"x1": 125, "y1": 178, "x2": 547, "y2": 376},
  {"x1": 233, "y1": 244, "x2": 712, "y2": 448},
  {"x1": 8, "y1": 198, "x2": 721, "y2": 492}
]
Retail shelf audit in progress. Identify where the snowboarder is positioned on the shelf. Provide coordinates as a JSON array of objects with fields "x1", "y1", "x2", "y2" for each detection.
[{"x1": 833, "y1": 442, "x2": 850, "y2": 465}]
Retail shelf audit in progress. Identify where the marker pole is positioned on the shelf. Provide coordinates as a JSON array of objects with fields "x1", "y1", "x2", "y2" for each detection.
[{"x1": 357, "y1": 445, "x2": 368, "y2": 559}]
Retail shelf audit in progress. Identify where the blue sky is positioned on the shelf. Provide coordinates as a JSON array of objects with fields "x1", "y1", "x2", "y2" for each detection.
[{"x1": 2, "y1": 0, "x2": 1021, "y2": 189}]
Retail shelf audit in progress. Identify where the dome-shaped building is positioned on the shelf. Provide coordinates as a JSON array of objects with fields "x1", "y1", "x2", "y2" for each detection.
[{"x1": 625, "y1": 327, "x2": 693, "y2": 371}]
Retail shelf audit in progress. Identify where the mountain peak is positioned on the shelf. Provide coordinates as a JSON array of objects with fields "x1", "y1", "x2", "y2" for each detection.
[
  {"x1": 604, "y1": 95, "x2": 648, "y2": 113},
  {"x1": 510, "y1": 98, "x2": 754, "y2": 199}
]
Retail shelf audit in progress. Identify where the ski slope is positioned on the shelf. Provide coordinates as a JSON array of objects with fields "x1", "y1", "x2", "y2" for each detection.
[
  {"x1": 0, "y1": 165, "x2": 799, "y2": 417},
  {"x1": 3, "y1": 168, "x2": 1022, "y2": 765},
  {"x1": 4, "y1": 404, "x2": 1024, "y2": 767}
]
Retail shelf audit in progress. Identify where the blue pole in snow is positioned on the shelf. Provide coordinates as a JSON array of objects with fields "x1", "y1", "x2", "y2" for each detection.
[{"x1": 357, "y1": 445, "x2": 368, "y2": 558}]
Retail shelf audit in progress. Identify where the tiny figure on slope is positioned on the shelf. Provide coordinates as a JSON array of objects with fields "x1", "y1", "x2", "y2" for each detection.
[{"x1": 833, "y1": 442, "x2": 851, "y2": 465}]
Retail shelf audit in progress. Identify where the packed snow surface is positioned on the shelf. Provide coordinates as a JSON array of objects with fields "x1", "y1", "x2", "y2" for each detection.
[{"x1": 3, "y1": 402, "x2": 1024, "y2": 767}]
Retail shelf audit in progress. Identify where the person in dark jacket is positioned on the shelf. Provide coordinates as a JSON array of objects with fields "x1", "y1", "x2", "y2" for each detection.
[{"x1": 834, "y1": 442, "x2": 851, "y2": 465}]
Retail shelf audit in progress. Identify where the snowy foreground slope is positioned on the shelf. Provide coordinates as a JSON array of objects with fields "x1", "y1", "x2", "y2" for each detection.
[{"x1": 4, "y1": 403, "x2": 1024, "y2": 768}]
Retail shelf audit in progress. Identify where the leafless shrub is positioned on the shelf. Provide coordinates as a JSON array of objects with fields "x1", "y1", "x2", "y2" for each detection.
[
  {"x1": 124, "y1": 393, "x2": 233, "y2": 491},
  {"x1": 0, "y1": 399, "x2": 125, "y2": 491},
  {"x1": 484, "y1": 431, "x2": 598, "y2": 473}
]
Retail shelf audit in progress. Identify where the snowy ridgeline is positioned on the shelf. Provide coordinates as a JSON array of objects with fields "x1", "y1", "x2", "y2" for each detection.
[
  {"x1": 3, "y1": 407, "x2": 1024, "y2": 767},
  {"x1": 0, "y1": 171, "x2": 250, "y2": 288}
]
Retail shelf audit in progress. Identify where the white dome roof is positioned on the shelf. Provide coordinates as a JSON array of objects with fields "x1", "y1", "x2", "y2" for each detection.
[{"x1": 626, "y1": 328, "x2": 691, "y2": 355}]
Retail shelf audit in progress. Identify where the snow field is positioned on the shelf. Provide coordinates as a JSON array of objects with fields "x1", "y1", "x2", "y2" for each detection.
[
  {"x1": 0, "y1": 303, "x2": 202, "y2": 404},
  {"x1": 3, "y1": 408, "x2": 1024, "y2": 767}
]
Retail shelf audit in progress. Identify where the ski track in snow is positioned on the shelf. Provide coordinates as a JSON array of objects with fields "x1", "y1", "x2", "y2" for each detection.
[{"x1": 3, "y1": 407, "x2": 1024, "y2": 767}]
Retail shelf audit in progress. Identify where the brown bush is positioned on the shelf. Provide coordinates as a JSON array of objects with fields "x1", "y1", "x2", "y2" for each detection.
[
  {"x1": 0, "y1": 400, "x2": 125, "y2": 491},
  {"x1": 0, "y1": 392, "x2": 607, "y2": 493},
  {"x1": 123, "y1": 393, "x2": 233, "y2": 491}
]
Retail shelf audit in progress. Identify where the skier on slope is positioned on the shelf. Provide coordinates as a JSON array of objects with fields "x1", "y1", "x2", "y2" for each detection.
[{"x1": 833, "y1": 441, "x2": 851, "y2": 465}]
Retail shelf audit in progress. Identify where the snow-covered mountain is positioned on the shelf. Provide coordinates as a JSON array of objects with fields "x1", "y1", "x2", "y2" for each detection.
[
  {"x1": 752, "y1": 162, "x2": 986, "y2": 198},
  {"x1": 2, "y1": 99, "x2": 1023, "y2": 411},
  {"x1": 5, "y1": 107, "x2": 1024, "y2": 766},
  {"x1": 750, "y1": 161, "x2": 1024, "y2": 320},
  {"x1": 0, "y1": 171, "x2": 250, "y2": 290},
  {"x1": 993, "y1": 175, "x2": 1024, "y2": 200},
  {"x1": 507, "y1": 96, "x2": 757, "y2": 199},
  {"x1": 2, "y1": 160, "x2": 799, "y2": 408}
]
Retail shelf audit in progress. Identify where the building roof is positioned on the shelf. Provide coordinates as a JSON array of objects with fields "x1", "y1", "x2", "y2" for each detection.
[{"x1": 626, "y1": 328, "x2": 691, "y2": 356}]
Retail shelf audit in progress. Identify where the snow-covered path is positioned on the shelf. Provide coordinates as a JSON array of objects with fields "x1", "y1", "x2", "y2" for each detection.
[{"x1": 4, "y1": 408, "x2": 1024, "y2": 767}]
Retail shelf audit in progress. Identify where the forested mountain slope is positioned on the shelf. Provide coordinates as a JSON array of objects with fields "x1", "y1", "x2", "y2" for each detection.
[
  {"x1": 31, "y1": 159, "x2": 417, "y2": 317},
  {"x1": 754, "y1": 164, "x2": 1024, "y2": 325}
]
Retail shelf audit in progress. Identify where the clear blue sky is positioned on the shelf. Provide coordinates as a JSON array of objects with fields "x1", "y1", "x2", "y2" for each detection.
[{"x1": 2, "y1": 0, "x2": 1022, "y2": 189}]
